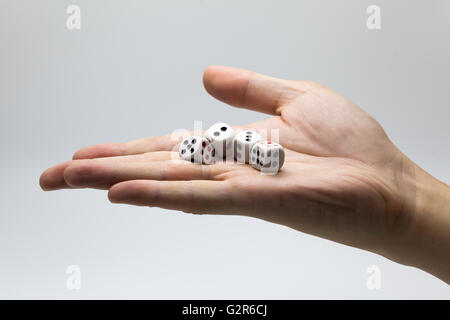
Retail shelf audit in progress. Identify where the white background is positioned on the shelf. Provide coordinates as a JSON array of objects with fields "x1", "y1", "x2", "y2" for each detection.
[{"x1": 0, "y1": 0, "x2": 449, "y2": 298}]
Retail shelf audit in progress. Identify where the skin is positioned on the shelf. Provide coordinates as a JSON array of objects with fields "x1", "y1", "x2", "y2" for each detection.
[{"x1": 39, "y1": 66, "x2": 450, "y2": 283}]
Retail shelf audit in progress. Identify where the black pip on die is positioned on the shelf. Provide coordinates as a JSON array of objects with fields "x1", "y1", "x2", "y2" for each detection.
[
  {"x1": 250, "y1": 141, "x2": 285, "y2": 174},
  {"x1": 205, "y1": 122, "x2": 235, "y2": 158},
  {"x1": 178, "y1": 136, "x2": 215, "y2": 164},
  {"x1": 233, "y1": 130, "x2": 263, "y2": 164}
]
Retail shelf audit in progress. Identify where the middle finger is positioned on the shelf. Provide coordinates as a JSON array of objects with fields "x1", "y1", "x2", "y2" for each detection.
[{"x1": 63, "y1": 154, "x2": 232, "y2": 189}]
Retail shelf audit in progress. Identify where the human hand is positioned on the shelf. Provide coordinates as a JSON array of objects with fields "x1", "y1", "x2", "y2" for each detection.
[{"x1": 40, "y1": 66, "x2": 450, "y2": 283}]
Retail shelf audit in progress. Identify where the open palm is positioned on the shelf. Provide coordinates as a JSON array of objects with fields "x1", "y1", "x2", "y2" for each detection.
[{"x1": 40, "y1": 66, "x2": 417, "y2": 258}]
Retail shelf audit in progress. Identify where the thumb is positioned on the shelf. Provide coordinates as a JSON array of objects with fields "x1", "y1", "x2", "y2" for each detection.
[{"x1": 202, "y1": 65, "x2": 299, "y2": 116}]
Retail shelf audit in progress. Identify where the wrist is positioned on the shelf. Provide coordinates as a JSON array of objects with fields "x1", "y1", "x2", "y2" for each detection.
[{"x1": 397, "y1": 161, "x2": 450, "y2": 283}]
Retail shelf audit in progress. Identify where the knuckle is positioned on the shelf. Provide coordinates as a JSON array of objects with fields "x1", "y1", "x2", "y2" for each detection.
[{"x1": 294, "y1": 80, "x2": 326, "y2": 90}]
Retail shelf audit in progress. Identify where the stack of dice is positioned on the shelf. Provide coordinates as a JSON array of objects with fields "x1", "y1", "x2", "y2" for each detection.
[{"x1": 178, "y1": 122, "x2": 285, "y2": 174}]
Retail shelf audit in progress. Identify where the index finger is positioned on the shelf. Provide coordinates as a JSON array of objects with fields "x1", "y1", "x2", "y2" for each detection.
[
  {"x1": 72, "y1": 121, "x2": 255, "y2": 161},
  {"x1": 72, "y1": 133, "x2": 180, "y2": 160}
]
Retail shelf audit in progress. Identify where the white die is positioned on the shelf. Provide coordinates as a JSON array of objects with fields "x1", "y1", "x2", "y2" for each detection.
[
  {"x1": 178, "y1": 136, "x2": 215, "y2": 164},
  {"x1": 233, "y1": 130, "x2": 263, "y2": 164},
  {"x1": 205, "y1": 122, "x2": 235, "y2": 159},
  {"x1": 250, "y1": 141, "x2": 285, "y2": 174}
]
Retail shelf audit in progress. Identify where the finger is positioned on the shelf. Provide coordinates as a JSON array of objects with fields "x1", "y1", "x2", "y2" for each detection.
[
  {"x1": 72, "y1": 133, "x2": 181, "y2": 160},
  {"x1": 203, "y1": 65, "x2": 301, "y2": 116},
  {"x1": 71, "y1": 123, "x2": 259, "y2": 161},
  {"x1": 64, "y1": 157, "x2": 231, "y2": 190},
  {"x1": 108, "y1": 180, "x2": 239, "y2": 214},
  {"x1": 40, "y1": 161, "x2": 74, "y2": 191},
  {"x1": 41, "y1": 151, "x2": 176, "y2": 191}
]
